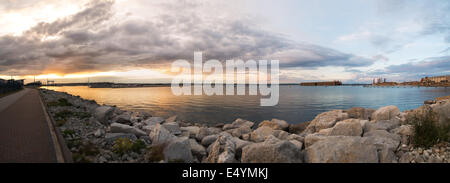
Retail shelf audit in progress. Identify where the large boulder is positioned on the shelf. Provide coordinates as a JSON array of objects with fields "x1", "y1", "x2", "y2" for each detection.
[
  {"x1": 180, "y1": 126, "x2": 200, "y2": 138},
  {"x1": 364, "y1": 119, "x2": 401, "y2": 133},
  {"x1": 113, "y1": 112, "x2": 132, "y2": 124},
  {"x1": 231, "y1": 137, "x2": 253, "y2": 159},
  {"x1": 94, "y1": 106, "x2": 115, "y2": 124},
  {"x1": 149, "y1": 123, "x2": 175, "y2": 144},
  {"x1": 163, "y1": 137, "x2": 193, "y2": 163},
  {"x1": 304, "y1": 133, "x2": 328, "y2": 148},
  {"x1": 143, "y1": 117, "x2": 165, "y2": 125},
  {"x1": 196, "y1": 127, "x2": 221, "y2": 141},
  {"x1": 390, "y1": 125, "x2": 413, "y2": 145},
  {"x1": 346, "y1": 107, "x2": 375, "y2": 120},
  {"x1": 250, "y1": 126, "x2": 274, "y2": 142},
  {"x1": 363, "y1": 130, "x2": 401, "y2": 151},
  {"x1": 241, "y1": 135, "x2": 303, "y2": 163},
  {"x1": 222, "y1": 118, "x2": 254, "y2": 131},
  {"x1": 305, "y1": 136, "x2": 379, "y2": 163},
  {"x1": 271, "y1": 130, "x2": 289, "y2": 140},
  {"x1": 201, "y1": 135, "x2": 219, "y2": 147},
  {"x1": 371, "y1": 105, "x2": 400, "y2": 121},
  {"x1": 303, "y1": 110, "x2": 348, "y2": 134},
  {"x1": 227, "y1": 126, "x2": 252, "y2": 138},
  {"x1": 329, "y1": 119, "x2": 363, "y2": 136},
  {"x1": 188, "y1": 138, "x2": 206, "y2": 159},
  {"x1": 162, "y1": 122, "x2": 181, "y2": 135},
  {"x1": 205, "y1": 134, "x2": 237, "y2": 163},
  {"x1": 110, "y1": 123, "x2": 147, "y2": 137},
  {"x1": 258, "y1": 119, "x2": 289, "y2": 131},
  {"x1": 430, "y1": 99, "x2": 450, "y2": 126}
]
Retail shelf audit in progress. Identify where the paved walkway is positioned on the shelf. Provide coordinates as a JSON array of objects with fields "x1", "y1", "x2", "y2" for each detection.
[{"x1": 0, "y1": 88, "x2": 59, "y2": 163}]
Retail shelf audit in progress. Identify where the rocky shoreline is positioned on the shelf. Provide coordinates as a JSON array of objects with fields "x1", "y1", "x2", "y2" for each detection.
[{"x1": 39, "y1": 88, "x2": 450, "y2": 163}]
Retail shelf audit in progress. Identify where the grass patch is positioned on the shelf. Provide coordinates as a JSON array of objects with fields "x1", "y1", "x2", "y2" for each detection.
[
  {"x1": 54, "y1": 110, "x2": 91, "y2": 120},
  {"x1": 112, "y1": 138, "x2": 147, "y2": 156},
  {"x1": 47, "y1": 98, "x2": 72, "y2": 107},
  {"x1": 411, "y1": 108, "x2": 450, "y2": 148},
  {"x1": 54, "y1": 110, "x2": 73, "y2": 119}
]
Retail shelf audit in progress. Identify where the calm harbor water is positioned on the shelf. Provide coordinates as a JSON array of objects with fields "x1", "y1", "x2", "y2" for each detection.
[{"x1": 43, "y1": 85, "x2": 450, "y2": 125}]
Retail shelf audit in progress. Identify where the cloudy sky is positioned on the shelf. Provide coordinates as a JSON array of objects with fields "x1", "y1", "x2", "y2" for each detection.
[{"x1": 0, "y1": 0, "x2": 449, "y2": 83}]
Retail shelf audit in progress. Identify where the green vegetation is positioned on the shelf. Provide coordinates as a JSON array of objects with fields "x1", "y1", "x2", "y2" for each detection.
[
  {"x1": 47, "y1": 98, "x2": 72, "y2": 107},
  {"x1": 54, "y1": 110, "x2": 73, "y2": 119},
  {"x1": 54, "y1": 110, "x2": 90, "y2": 120},
  {"x1": 62, "y1": 129, "x2": 76, "y2": 138},
  {"x1": 112, "y1": 138, "x2": 147, "y2": 155},
  {"x1": 412, "y1": 109, "x2": 450, "y2": 148}
]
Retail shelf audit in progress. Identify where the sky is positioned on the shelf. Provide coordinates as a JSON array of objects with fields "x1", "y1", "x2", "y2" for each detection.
[{"x1": 0, "y1": 0, "x2": 449, "y2": 84}]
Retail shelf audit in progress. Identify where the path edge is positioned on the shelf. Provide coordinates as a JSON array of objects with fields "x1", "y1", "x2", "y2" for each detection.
[{"x1": 37, "y1": 89, "x2": 73, "y2": 163}]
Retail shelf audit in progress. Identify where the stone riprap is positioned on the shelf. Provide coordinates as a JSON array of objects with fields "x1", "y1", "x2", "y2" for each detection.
[{"x1": 40, "y1": 89, "x2": 450, "y2": 163}]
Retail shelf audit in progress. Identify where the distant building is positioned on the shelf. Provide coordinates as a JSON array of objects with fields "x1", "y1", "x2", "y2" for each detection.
[
  {"x1": 373, "y1": 77, "x2": 387, "y2": 84},
  {"x1": 421, "y1": 75, "x2": 450, "y2": 83}
]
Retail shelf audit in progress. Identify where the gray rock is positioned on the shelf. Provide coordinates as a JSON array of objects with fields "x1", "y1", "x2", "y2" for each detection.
[
  {"x1": 149, "y1": 123, "x2": 175, "y2": 144},
  {"x1": 271, "y1": 130, "x2": 289, "y2": 140},
  {"x1": 94, "y1": 106, "x2": 115, "y2": 124},
  {"x1": 250, "y1": 126, "x2": 274, "y2": 142},
  {"x1": 110, "y1": 123, "x2": 147, "y2": 137},
  {"x1": 222, "y1": 118, "x2": 254, "y2": 130},
  {"x1": 258, "y1": 119, "x2": 289, "y2": 130},
  {"x1": 163, "y1": 137, "x2": 193, "y2": 163},
  {"x1": 304, "y1": 133, "x2": 328, "y2": 148},
  {"x1": 303, "y1": 110, "x2": 348, "y2": 134},
  {"x1": 188, "y1": 138, "x2": 206, "y2": 159},
  {"x1": 287, "y1": 134, "x2": 305, "y2": 143},
  {"x1": 94, "y1": 129, "x2": 104, "y2": 137},
  {"x1": 143, "y1": 117, "x2": 165, "y2": 125},
  {"x1": 346, "y1": 107, "x2": 375, "y2": 120},
  {"x1": 430, "y1": 99, "x2": 450, "y2": 126},
  {"x1": 363, "y1": 130, "x2": 401, "y2": 151},
  {"x1": 227, "y1": 126, "x2": 252, "y2": 138},
  {"x1": 241, "y1": 135, "x2": 303, "y2": 163},
  {"x1": 378, "y1": 147, "x2": 398, "y2": 163},
  {"x1": 329, "y1": 119, "x2": 363, "y2": 136},
  {"x1": 364, "y1": 119, "x2": 401, "y2": 133},
  {"x1": 165, "y1": 115, "x2": 177, "y2": 123},
  {"x1": 162, "y1": 122, "x2": 181, "y2": 135},
  {"x1": 180, "y1": 126, "x2": 200, "y2": 138},
  {"x1": 206, "y1": 135, "x2": 237, "y2": 163},
  {"x1": 201, "y1": 135, "x2": 219, "y2": 147},
  {"x1": 305, "y1": 136, "x2": 379, "y2": 163},
  {"x1": 390, "y1": 125, "x2": 413, "y2": 145},
  {"x1": 371, "y1": 105, "x2": 400, "y2": 121},
  {"x1": 142, "y1": 125, "x2": 155, "y2": 134},
  {"x1": 289, "y1": 140, "x2": 303, "y2": 150},
  {"x1": 113, "y1": 112, "x2": 132, "y2": 124},
  {"x1": 196, "y1": 127, "x2": 221, "y2": 141}
]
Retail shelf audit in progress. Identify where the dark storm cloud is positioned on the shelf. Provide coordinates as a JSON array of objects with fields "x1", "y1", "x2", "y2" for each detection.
[{"x1": 0, "y1": 0, "x2": 376, "y2": 75}]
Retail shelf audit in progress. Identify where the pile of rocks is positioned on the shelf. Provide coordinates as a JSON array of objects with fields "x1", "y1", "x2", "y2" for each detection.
[{"x1": 40, "y1": 89, "x2": 450, "y2": 163}]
